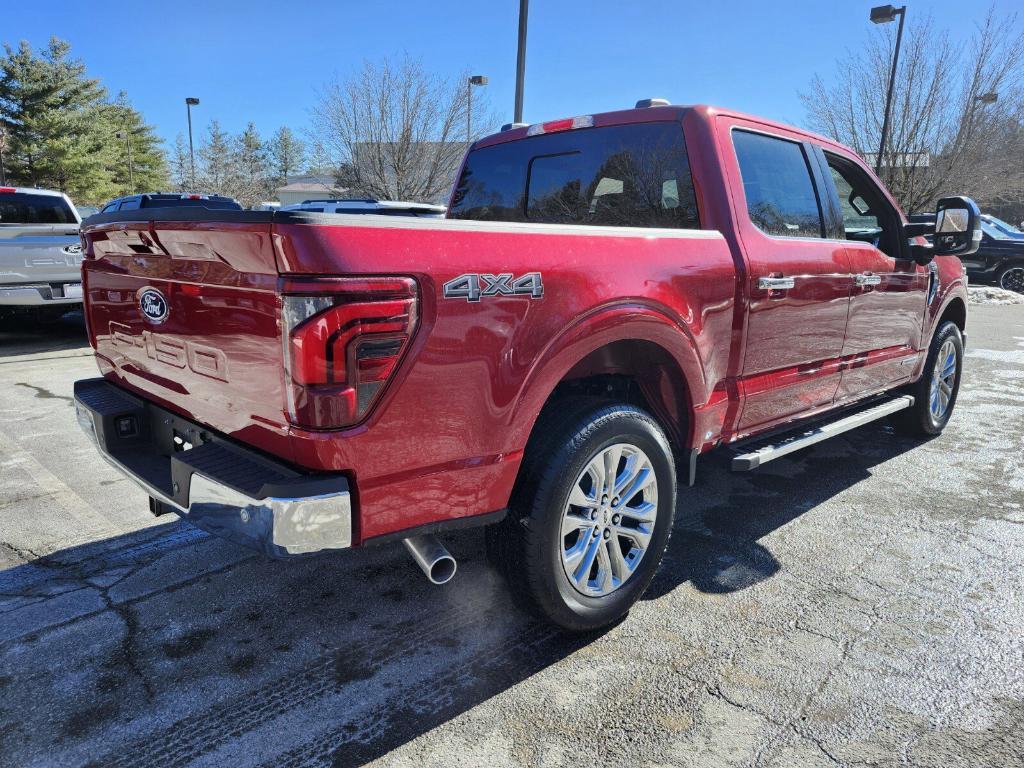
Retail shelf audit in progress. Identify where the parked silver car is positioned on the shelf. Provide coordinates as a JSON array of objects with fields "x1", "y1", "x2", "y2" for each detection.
[{"x1": 0, "y1": 187, "x2": 83, "y2": 319}]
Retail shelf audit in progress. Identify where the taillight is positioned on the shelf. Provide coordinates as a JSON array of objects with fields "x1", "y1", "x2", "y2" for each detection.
[
  {"x1": 0, "y1": 187, "x2": 15, "y2": 194},
  {"x1": 281, "y1": 277, "x2": 418, "y2": 429}
]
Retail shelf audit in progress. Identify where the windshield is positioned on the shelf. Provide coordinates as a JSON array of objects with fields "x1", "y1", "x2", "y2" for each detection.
[
  {"x1": 0, "y1": 193, "x2": 78, "y2": 224},
  {"x1": 985, "y1": 215, "x2": 1022, "y2": 234},
  {"x1": 981, "y1": 221, "x2": 1011, "y2": 240}
]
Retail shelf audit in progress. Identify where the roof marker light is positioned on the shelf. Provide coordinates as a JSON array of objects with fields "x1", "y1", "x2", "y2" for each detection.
[
  {"x1": 526, "y1": 115, "x2": 594, "y2": 137},
  {"x1": 635, "y1": 98, "x2": 670, "y2": 108}
]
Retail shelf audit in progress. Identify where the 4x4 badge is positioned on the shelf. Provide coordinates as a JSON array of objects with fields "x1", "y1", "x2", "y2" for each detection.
[{"x1": 443, "y1": 272, "x2": 544, "y2": 302}]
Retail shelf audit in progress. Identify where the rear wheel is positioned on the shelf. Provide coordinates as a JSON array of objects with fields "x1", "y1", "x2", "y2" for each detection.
[
  {"x1": 998, "y1": 264, "x2": 1024, "y2": 293},
  {"x1": 897, "y1": 321, "x2": 963, "y2": 436},
  {"x1": 486, "y1": 403, "x2": 676, "y2": 632}
]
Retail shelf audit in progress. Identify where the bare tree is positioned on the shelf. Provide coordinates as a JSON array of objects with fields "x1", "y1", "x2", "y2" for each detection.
[
  {"x1": 802, "y1": 8, "x2": 1024, "y2": 213},
  {"x1": 311, "y1": 57, "x2": 493, "y2": 203}
]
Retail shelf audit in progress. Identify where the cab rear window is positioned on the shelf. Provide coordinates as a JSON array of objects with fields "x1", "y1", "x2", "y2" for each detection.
[
  {"x1": 449, "y1": 122, "x2": 699, "y2": 229},
  {"x1": 0, "y1": 193, "x2": 77, "y2": 224}
]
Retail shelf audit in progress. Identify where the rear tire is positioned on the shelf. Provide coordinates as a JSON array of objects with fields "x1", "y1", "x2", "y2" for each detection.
[
  {"x1": 897, "y1": 321, "x2": 963, "y2": 436},
  {"x1": 486, "y1": 403, "x2": 676, "y2": 632}
]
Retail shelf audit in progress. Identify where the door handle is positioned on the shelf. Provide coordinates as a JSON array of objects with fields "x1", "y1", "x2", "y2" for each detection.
[
  {"x1": 855, "y1": 273, "x2": 882, "y2": 286},
  {"x1": 757, "y1": 276, "x2": 796, "y2": 290}
]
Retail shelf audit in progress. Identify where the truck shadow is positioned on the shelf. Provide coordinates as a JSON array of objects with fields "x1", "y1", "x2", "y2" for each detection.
[
  {"x1": 0, "y1": 310, "x2": 89, "y2": 357},
  {"x1": 0, "y1": 420, "x2": 927, "y2": 767},
  {"x1": 646, "y1": 420, "x2": 931, "y2": 600}
]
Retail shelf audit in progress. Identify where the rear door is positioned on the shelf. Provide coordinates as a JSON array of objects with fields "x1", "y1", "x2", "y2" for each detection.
[
  {"x1": 723, "y1": 122, "x2": 853, "y2": 433},
  {"x1": 818, "y1": 150, "x2": 928, "y2": 400}
]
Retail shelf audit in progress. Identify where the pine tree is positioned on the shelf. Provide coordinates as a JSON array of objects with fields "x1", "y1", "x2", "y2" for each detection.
[
  {"x1": 234, "y1": 122, "x2": 267, "y2": 207},
  {"x1": 171, "y1": 133, "x2": 191, "y2": 191},
  {"x1": 103, "y1": 91, "x2": 169, "y2": 196},
  {"x1": 268, "y1": 126, "x2": 305, "y2": 186},
  {"x1": 0, "y1": 37, "x2": 166, "y2": 203},
  {"x1": 198, "y1": 119, "x2": 234, "y2": 195}
]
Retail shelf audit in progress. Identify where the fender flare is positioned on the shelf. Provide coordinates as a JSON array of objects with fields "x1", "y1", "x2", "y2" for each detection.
[{"x1": 506, "y1": 301, "x2": 708, "y2": 449}]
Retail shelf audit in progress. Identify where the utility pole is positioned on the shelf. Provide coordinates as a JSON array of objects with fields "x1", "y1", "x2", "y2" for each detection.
[
  {"x1": 870, "y1": 5, "x2": 907, "y2": 176},
  {"x1": 185, "y1": 97, "x2": 200, "y2": 189},
  {"x1": 514, "y1": 0, "x2": 529, "y2": 123}
]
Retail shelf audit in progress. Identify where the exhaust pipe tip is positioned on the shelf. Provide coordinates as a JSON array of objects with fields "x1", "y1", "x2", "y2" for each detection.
[{"x1": 403, "y1": 535, "x2": 457, "y2": 585}]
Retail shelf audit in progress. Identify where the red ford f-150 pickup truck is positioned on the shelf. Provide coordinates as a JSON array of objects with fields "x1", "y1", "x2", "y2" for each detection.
[{"x1": 73, "y1": 103, "x2": 978, "y2": 631}]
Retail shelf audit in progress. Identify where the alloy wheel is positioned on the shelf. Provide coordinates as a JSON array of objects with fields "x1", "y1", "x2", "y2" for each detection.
[
  {"x1": 929, "y1": 339, "x2": 958, "y2": 421},
  {"x1": 1000, "y1": 267, "x2": 1024, "y2": 293},
  {"x1": 559, "y1": 443, "x2": 658, "y2": 597}
]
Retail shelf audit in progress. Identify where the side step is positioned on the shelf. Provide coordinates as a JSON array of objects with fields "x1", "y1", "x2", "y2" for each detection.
[{"x1": 731, "y1": 395, "x2": 914, "y2": 471}]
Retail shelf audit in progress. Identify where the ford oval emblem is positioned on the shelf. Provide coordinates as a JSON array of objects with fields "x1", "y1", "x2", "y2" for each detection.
[{"x1": 139, "y1": 288, "x2": 169, "y2": 324}]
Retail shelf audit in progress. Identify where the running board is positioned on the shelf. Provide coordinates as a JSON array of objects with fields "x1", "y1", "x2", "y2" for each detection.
[{"x1": 731, "y1": 395, "x2": 914, "y2": 472}]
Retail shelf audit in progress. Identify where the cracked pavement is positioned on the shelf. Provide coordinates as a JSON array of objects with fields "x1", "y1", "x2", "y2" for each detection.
[{"x1": 0, "y1": 306, "x2": 1022, "y2": 767}]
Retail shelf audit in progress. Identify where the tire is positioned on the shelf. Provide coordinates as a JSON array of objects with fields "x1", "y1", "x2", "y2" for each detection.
[
  {"x1": 897, "y1": 321, "x2": 964, "y2": 436},
  {"x1": 998, "y1": 263, "x2": 1024, "y2": 294},
  {"x1": 486, "y1": 403, "x2": 676, "y2": 632}
]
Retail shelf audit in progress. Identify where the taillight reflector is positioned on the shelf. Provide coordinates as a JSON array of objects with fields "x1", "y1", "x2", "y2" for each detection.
[{"x1": 281, "y1": 277, "x2": 417, "y2": 430}]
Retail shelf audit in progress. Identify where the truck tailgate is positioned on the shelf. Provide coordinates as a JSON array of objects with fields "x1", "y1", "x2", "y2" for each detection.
[
  {"x1": 0, "y1": 224, "x2": 82, "y2": 283},
  {"x1": 81, "y1": 217, "x2": 293, "y2": 458}
]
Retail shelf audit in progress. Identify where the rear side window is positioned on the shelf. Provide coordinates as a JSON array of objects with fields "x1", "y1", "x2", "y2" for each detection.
[
  {"x1": 118, "y1": 198, "x2": 141, "y2": 211},
  {"x1": 733, "y1": 130, "x2": 823, "y2": 239},
  {"x1": 449, "y1": 122, "x2": 699, "y2": 229},
  {"x1": 0, "y1": 193, "x2": 77, "y2": 224}
]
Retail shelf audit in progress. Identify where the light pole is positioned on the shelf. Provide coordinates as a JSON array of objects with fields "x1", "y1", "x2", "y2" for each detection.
[
  {"x1": 115, "y1": 130, "x2": 134, "y2": 194},
  {"x1": 514, "y1": 0, "x2": 528, "y2": 123},
  {"x1": 0, "y1": 127, "x2": 7, "y2": 186},
  {"x1": 870, "y1": 4, "x2": 907, "y2": 175},
  {"x1": 467, "y1": 75, "x2": 488, "y2": 142},
  {"x1": 185, "y1": 97, "x2": 200, "y2": 189}
]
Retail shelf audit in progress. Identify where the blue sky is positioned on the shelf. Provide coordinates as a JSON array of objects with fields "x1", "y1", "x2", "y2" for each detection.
[{"x1": 3, "y1": 0, "x2": 1016, "y2": 149}]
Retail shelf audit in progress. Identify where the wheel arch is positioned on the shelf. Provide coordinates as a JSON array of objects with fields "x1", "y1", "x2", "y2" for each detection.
[{"x1": 507, "y1": 304, "x2": 708, "y2": 463}]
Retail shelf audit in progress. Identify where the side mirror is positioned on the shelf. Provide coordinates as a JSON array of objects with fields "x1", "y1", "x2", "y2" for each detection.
[{"x1": 932, "y1": 196, "x2": 981, "y2": 257}]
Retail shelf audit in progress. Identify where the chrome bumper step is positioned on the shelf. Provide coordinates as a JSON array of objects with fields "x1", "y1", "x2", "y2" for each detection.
[{"x1": 730, "y1": 395, "x2": 915, "y2": 471}]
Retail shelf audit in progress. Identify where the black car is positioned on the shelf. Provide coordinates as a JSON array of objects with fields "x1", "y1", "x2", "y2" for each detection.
[
  {"x1": 96, "y1": 193, "x2": 242, "y2": 214},
  {"x1": 908, "y1": 213, "x2": 1024, "y2": 292},
  {"x1": 963, "y1": 220, "x2": 1024, "y2": 292}
]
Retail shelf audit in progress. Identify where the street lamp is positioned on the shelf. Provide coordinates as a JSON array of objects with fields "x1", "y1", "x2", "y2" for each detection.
[
  {"x1": 870, "y1": 4, "x2": 907, "y2": 175},
  {"x1": 185, "y1": 97, "x2": 200, "y2": 190},
  {"x1": 115, "y1": 130, "x2": 134, "y2": 194},
  {"x1": 467, "y1": 75, "x2": 488, "y2": 142},
  {"x1": 0, "y1": 127, "x2": 7, "y2": 186}
]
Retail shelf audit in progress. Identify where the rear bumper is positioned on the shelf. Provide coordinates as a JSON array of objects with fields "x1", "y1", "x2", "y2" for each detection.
[
  {"x1": 73, "y1": 377, "x2": 352, "y2": 557},
  {"x1": 0, "y1": 282, "x2": 82, "y2": 306}
]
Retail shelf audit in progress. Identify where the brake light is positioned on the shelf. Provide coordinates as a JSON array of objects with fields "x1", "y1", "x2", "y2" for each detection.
[
  {"x1": 0, "y1": 187, "x2": 15, "y2": 194},
  {"x1": 526, "y1": 115, "x2": 593, "y2": 136},
  {"x1": 183, "y1": 194, "x2": 204, "y2": 200},
  {"x1": 281, "y1": 277, "x2": 418, "y2": 429}
]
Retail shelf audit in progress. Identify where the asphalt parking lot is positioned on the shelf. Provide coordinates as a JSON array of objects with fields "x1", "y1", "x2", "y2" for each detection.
[{"x1": 1, "y1": 306, "x2": 1023, "y2": 768}]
